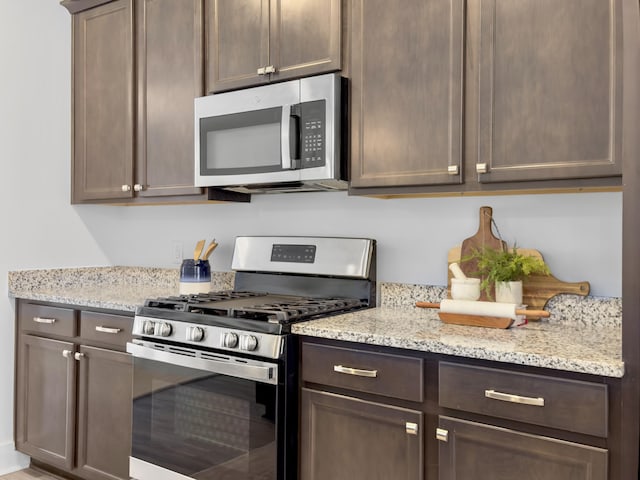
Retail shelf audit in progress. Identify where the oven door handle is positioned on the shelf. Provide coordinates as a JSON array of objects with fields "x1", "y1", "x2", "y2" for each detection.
[{"x1": 126, "y1": 342, "x2": 278, "y2": 385}]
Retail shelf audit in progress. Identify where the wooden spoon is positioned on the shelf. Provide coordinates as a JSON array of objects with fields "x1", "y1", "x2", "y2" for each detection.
[
  {"x1": 193, "y1": 239, "x2": 206, "y2": 260},
  {"x1": 202, "y1": 240, "x2": 219, "y2": 260}
]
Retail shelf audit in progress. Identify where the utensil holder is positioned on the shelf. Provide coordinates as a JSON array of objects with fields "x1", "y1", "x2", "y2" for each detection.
[{"x1": 179, "y1": 259, "x2": 211, "y2": 295}]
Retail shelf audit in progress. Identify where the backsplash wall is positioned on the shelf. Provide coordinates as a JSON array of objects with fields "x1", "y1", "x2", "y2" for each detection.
[
  {"x1": 77, "y1": 190, "x2": 621, "y2": 297},
  {"x1": 0, "y1": 0, "x2": 622, "y2": 475}
]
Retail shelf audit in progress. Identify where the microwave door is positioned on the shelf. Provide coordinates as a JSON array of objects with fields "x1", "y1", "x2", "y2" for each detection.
[{"x1": 198, "y1": 106, "x2": 300, "y2": 183}]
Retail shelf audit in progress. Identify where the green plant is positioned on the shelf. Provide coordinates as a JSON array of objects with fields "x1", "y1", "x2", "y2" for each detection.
[{"x1": 465, "y1": 246, "x2": 550, "y2": 298}]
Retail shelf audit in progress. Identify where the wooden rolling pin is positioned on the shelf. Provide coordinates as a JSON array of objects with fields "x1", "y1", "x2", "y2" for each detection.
[{"x1": 416, "y1": 299, "x2": 550, "y2": 319}]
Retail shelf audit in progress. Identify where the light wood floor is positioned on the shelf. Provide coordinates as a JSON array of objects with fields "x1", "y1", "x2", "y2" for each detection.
[{"x1": 0, "y1": 468, "x2": 62, "y2": 480}]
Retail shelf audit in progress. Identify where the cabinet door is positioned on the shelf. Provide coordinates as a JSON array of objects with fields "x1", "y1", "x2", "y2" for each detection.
[
  {"x1": 438, "y1": 417, "x2": 607, "y2": 480},
  {"x1": 473, "y1": 0, "x2": 622, "y2": 183},
  {"x1": 15, "y1": 335, "x2": 76, "y2": 471},
  {"x1": 206, "y1": 0, "x2": 270, "y2": 93},
  {"x1": 349, "y1": 0, "x2": 464, "y2": 188},
  {"x1": 136, "y1": 0, "x2": 205, "y2": 198},
  {"x1": 72, "y1": 0, "x2": 134, "y2": 202},
  {"x1": 269, "y1": 0, "x2": 341, "y2": 83},
  {"x1": 75, "y1": 345, "x2": 133, "y2": 480},
  {"x1": 300, "y1": 388, "x2": 423, "y2": 480}
]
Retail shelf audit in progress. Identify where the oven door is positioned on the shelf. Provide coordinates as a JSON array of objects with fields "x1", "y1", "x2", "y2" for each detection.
[{"x1": 127, "y1": 340, "x2": 282, "y2": 480}]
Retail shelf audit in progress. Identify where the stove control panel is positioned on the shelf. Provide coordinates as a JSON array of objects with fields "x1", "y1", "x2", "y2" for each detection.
[{"x1": 132, "y1": 315, "x2": 283, "y2": 359}]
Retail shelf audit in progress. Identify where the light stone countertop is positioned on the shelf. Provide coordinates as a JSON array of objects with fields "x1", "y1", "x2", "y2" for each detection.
[
  {"x1": 7, "y1": 267, "x2": 235, "y2": 312},
  {"x1": 292, "y1": 282, "x2": 623, "y2": 378},
  {"x1": 292, "y1": 306, "x2": 623, "y2": 377},
  {"x1": 7, "y1": 268, "x2": 622, "y2": 377}
]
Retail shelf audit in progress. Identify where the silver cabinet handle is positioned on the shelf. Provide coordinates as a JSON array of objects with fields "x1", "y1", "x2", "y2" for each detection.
[
  {"x1": 333, "y1": 365, "x2": 378, "y2": 378},
  {"x1": 95, "y1": 326, "x2": 122, "y2": 334},
  {"x1": 264, "y1": 65, "x2": 276, "y2": 74},
  {"x1": 485, "y1": 389, "x2": 545, "y2": 407},
  {"x1": 436, "y1": 428, "x2": 449, "y2": 442},
  {"x1": 406, "y1": 422, "x2": 419, "y2": 435},
  {"x1": 33, "y1": 317, "x2": 56, "y2": 324},
  {"x1": 447, "y1": 165, "x2": 459, "y2": 175},
  {"x1": 476, "y1": 163, "x2": 488, "y2": 174},
  {"x1": 74, "y1": 352, "x2": 85, "y2": 361},
  {"x1": 257, "y1": 66, "x2": 266, "y2": 75},
  {"x1": 133, "y1": 184, "x2": 143, "y2": 192},
  {"x1": 62, "y1": 349, "x2": 72, "y2": 359},
  {"x1": 121, "y1": 184, "x2": 132, "y2": 192}
]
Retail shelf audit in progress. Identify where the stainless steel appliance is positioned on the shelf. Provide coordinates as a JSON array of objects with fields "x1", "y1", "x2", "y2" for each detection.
[
  {"x1": 194, "y1": 74, "x2": 346, "y2": 194},
  {"x1": 127, "y1": 236, "x2": 376, "y2": 480}
]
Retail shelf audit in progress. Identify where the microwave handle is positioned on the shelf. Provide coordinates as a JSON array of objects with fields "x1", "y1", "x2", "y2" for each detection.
[{"x1": 281, "y1": 105, "x2": 301, "y2": 170}]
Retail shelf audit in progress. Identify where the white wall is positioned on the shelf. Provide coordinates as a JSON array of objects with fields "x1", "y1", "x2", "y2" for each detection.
[{"x1": 0, "y1": 0, "x2": 622, "y2": 474}]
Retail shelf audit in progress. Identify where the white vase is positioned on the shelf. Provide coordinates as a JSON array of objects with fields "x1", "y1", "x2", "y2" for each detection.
[{"x1": 495, "y1": 281, "x2": 523, "y2": 305}]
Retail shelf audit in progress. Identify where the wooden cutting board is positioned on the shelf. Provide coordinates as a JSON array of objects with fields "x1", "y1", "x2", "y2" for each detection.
[
  {"x1": 458, "y1": 206, "x2": 507, "y2": 300},
  {"x1": 447, "y1": 246, "x2": 590, "y2": 317}
]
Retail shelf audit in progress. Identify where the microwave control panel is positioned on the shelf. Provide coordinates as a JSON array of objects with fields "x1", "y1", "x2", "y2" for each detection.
[{"x1": 300, "y1": 100, "x2": 326, "y2": 168}]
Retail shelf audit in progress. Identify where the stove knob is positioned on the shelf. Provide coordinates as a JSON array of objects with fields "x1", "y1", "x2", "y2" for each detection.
[
  {"x1": 186, "y1": 326, "x2": 204, "y2": 342},
  {"x1": 240, "y1": 335, "x2": 258, "y2": 352},
  {"x1": 142, "y1": 320, "x2": 156, "y2": 335},
  {"x1": 222, "y1": 332, "x2": 238, "y2": 349},
  {"x1": 154, "y1": 322, "x2": 172, "y2": 337}
]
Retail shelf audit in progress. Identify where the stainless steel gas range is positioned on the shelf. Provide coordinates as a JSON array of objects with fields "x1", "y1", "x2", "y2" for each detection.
[{"x1": 127, "y1": 236, "x2": 376, "y2": 480}]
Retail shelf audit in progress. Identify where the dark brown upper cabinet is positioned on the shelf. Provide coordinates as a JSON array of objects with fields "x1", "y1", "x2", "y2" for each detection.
[
  {"x1": 71, "y1": 0, "x2": 135, "y2": 203},
  {"x1": 135, "y1": 0, "x2": 204, "y2": 198},
  {"x1": 67, "y1": 0, "x2": 207, "y2": 204},
  {"x1": 349, "y1": 0, "x2": 465, "y2": 189},
  {"x1": 349, "y1": 0, "x2": 625, "y2": 195},
  {"x1": 472, "y1": 0, "x2": 623, "y2": 183},
  {"x1": 205, "y1": 0, "x2": 342, "y2": 93}
]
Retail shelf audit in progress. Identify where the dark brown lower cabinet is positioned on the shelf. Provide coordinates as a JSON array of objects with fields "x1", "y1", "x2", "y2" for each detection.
[
  {"x1": 75, "y1": 346, "x2": 132, "y2": 480},
  {"x1": 16, "y1": 335, "x2": 77, "y2": 471},
  {"x1": 437, "y1": 416, "x2": 607, "y2": 480},
  {"x1": 14, "y1": 301, "x2": 133, "y2": 480},
  {"x1": 300, "y1": 388, "x2": 424, "y2": 480}
]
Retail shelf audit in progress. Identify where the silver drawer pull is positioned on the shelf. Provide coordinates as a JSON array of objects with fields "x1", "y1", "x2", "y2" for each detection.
[
  {"x1": 485, "y1": 389, "x2": 545, "y2": 407},
  {"x1": 62, "y1": 349, "x2": 72, "y2": 359},
  {"x1": 74, "y1": 352, "x2": 85, "y2": 361},
  {"x1": 333, "y1": 365, "x2": 378, "y2": 378},
  {"x1": 95, "y1": 326, "x2": 122, "y2": 334},
  {"x1": 405, "y1": 422, "x2": 418, "y2": 435},
  {"x1": 436, "y1": 428, "x2": 449, "y2": 442},
  {"x1": 33, "y1": 317, "x2": 56, "y2": 324}
]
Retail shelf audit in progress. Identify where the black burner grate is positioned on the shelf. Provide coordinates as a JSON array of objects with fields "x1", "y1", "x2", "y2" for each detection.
[
  {"x1": 231, "y1": 297, "x2": 366, "y2": 323},
  {"x1": 145, "y1": 291, "x2": 265, "y2": 311}
]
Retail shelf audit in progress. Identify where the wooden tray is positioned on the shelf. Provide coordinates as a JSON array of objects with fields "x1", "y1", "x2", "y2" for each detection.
[{"x1": 438, "y1": 312, "x2": 514, "y2": 329}]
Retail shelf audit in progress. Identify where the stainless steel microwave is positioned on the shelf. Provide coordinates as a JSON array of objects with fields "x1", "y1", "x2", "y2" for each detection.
[{"x1": 194, "y1": 73, "x2": 346, "y2": 194}]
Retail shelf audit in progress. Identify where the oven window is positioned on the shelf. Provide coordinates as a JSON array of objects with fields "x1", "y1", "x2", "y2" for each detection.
[{"x1": 132, "y1": 357, "x2": 277, "y2": 480}]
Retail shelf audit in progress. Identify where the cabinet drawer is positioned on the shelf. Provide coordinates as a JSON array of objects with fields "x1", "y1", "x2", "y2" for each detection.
[
  {"x1": 19, "y1": 303, "x2": 76, "y2": 337},
  {"x1": 439, "y1": 362, "x2": 608, "y2": 437},
  {"x1": 302, "y1": 342, "x2": 423, "y2": 402},
  {"x1": 79, "y1": 311, "x2": 132, "y2": 348}
]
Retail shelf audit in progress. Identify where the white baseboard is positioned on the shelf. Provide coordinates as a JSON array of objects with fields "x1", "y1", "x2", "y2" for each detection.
[{"x1": 0, "y1": 441, "x2": 30, "y2": 476}]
